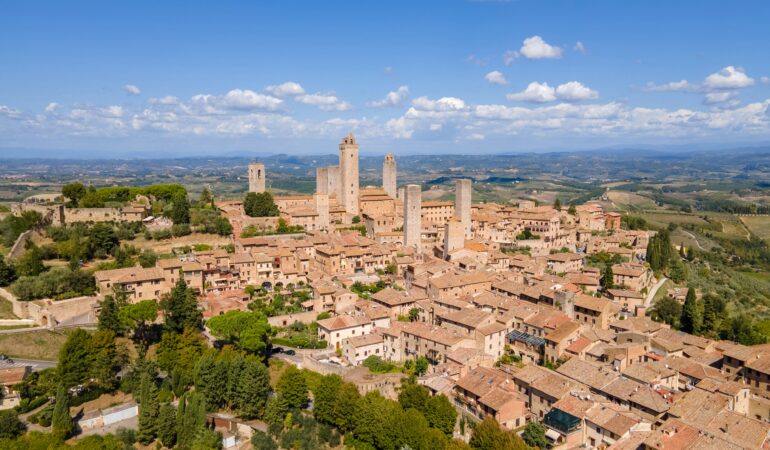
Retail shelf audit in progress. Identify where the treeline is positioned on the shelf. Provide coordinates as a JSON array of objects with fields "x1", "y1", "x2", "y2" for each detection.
[{"x1": 0, "y1": 210, "x2": 43, "y2": 247}]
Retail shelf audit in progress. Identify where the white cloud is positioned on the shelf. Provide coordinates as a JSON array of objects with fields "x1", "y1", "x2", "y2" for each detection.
[
  {"x1": 555, "y1": 81, "x2": 598, "y2": 100},
  {"x1": 519, "y1": 36, "x2": 563, "y2": 59},
  {"x1": 368, "y1": 86, "x2": 409, "y2": 108},
  {"x1": 506, "y1": 82, "x2": 556, "y2": 102},
  {"x1": 467, "y1": 133, "x2": 485, "y2": 140},
  {"x1": 45, "y1": 102, "x2": 60, "y2": 113},
  {"x1": 192, "y1": 89, "x2": 283, "y2": 111},
  {"x1": 149, "y1": 96, "x2": 179, "y2": 105},
  {"x1": 412, "y1": 96, "x2": 467, "y2": 112},
  {"x1": 506, "y1": 81, "x2": 596, "y2": 103},
  {"x1": 124, "y1": 84, "x2": 141, "y2": 96},
  {"x1": 384, "y1": 66, "x2": 394, "y2": 74},
  {"x1": 574, "y1": 41, "x2": 586, "y2": 53},
  {"x1": 503, "y1": 50, "x2": 519, "y2": 65},
  {"x1": 703, "y1": 66, "x2": 754, "y2": 89},
  {"x1": 644, "y1": 80, "x2": 695, "y2": 92},
  {"x1": 265, "y1": 81, "x2": 305, "y2": 97},
  {"x1": 704, "y1": 91, "x2": 737, "y2": 104},
  {"x1": 296, "y1": 93, "x2": 351, "y2": 111},
  {"x1": 761, "y1": 76, "x2": 770, "y2": 85},
  {"x1": 485, "y1": 71, "x2": 508, "y2": 85},
  {"x1": 466, "y1": 54, "x2": 488, "y2": 66}
]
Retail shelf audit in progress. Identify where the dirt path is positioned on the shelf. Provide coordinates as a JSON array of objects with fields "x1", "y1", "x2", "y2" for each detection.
[
  {"x1": 645, "y1": 277, "x2": 668, "y2": 308},
  {"x1": 682, "y1": 231, "x2": 705, "y2": 250}
]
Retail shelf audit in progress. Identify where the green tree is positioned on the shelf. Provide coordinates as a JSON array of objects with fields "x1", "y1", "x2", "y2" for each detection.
[
  {"x1": 88, "y1": 223, "x2": 119, "y2": 256},
  {"x1": 62, "y1": 182, "x2": 87, "y2": 206},
  {"x1": 58, "y1": 328, "x2": 93, "y2": 387},
  {"x1": 264, "y1": 394, "x2": 290, "y2": 434},
  {"x1": 119, "y1": 299, "x2": 159, "y2": 349},
  {"x1": 243, "y1": 192, "x2": 280, "y2": 218},
  {"x1": 79, "y1": 190, "x2": 104, "y2": 208},
  {"x1": 399, "y1": 382, "x2": 429, "y2": 411},
  {"x1": 425, "y1": 395, "x2": 457, "y2": 438},
  {"x1": 88, "y1": 330, "x2": 121, "y2": 389},
  {"x1": 137, "y1": 371, "x2": 160, "y2": 444},
  {"x1": 680, "y1": 285, "x2": 703, "y2": 334},
  {"x1": 415, "y1": 356, "x2": 429, "y2": 376},
  {"x1": 653, "y1": 296, "x2": 682, "y2": 327},
  {"x1": 138, "y1": 250, "x2": 158, "y2": 268},
  {"x1": 15, "y1": 244, "x2": 46, "y2": 277},
  {"x1": 205, "y1": 310, "x2": 271, "y2": 356},
  {"x1": 276, "y1": 365, "x2": 308, "y2": 409},
  {"x1": 199, "y1": 188, "x2": 214, "y2": 207},
  {"x1": 469, "y1": 417, "x2": 527, "y2": 450},
  {"x1": 553, "y1": 198, "x2": 562, "y2": 211},
  {"x1": 176, "y1": 391, "x2": 207, "y2": 449},
  {"x1": 170, "y1": 193, "x2": 191, "y2": 224},
  {"x1": 51, "y1": 384, "x2": 73, "y2": 440},
  {"x1": 353, "y1": 392, "x2": 398, "y2": 450},
  {"x1": 235, "y1": 357, "x2": 271, "y2": 419},
  {"x1": 161, "y1": 277, "x2": 202, "y2": 333},
  {"x1": 647, "y1": 229, "x2": 673, "y2": 272},
  {"x1": 97, "y1": 293, "x2": 122, "y2": 334},
  {"x1": 157, "y1": 403, "x2": 177, "y2": 448},
  {"x1": 567, "y1": 204, "x2": 577, "y2": 215},
  {"x1": 251, "y1": 430, "x2": 278, "y2": 450},
  {"x1": 0, "y1": 256, "x2": 17, "y2": 286},
  {"x1": 521, "y1": 421, "x2": 549, "y2": 449},
  {"x1": 191, "y1": 427, "x2": 222, "y2": 450},
  {"x1": 157, "y1": 328, "x2": 206, "y2": 386},
  {"x1": 702, "y1": 294, "x2": 725, "y2": 335},
  {"x1": 313, "y1": 374, "x2": 341, "y2": 425},
  {"x1": 0, "y1": 410, "x2": 25, "y2": 439},
  {"x1": 601, "y1": 263, "x2": 614, "y2": 290},
  {"x1": 408, "y1": 307, "x2": 420, "y2": 322}
]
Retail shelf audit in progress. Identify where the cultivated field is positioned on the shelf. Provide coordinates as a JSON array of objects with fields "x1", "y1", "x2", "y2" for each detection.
[
  {"x1": 0, "y1": 329, "x2": 75, "y2": 360},
  {"x1": 740, "y1": 215, "x2": 770, "y2": 241}
]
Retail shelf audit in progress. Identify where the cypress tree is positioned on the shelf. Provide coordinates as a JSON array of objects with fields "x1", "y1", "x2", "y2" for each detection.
[
  {"x1": 137, "y1": 371, "x2": 160, "y2": 444},
  {"x1": 97, "y1": 294, "x2": 121, "y2": 333},
  {"x1": 51, "y1": 384, "x2": 73, "y2": 440},
  {"x1": 177, "y1": 392, "x2": 207, "y2": 449},
  {"x1": 170, "y1": 193, "x2": 190, "y2": 224},
  {"x1": 601, "y1": 263, "x2": 615, "y2": 290},
  {"x1": 158, "y1": 403, "x2": 177, "y2": 448},
  {"x1": 680, "y1": 286, "x2": 703, "y2": 334}
]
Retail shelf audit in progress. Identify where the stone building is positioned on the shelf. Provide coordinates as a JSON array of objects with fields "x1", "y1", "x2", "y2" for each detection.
[
  {"x1": 403, "y1": 184, "x2": 422, "y2": 251},
  {"x1": 248, "y1": 162, "x2": 265, "y2": 193},
  {"x1": 455, "y1": 179, "x2": 472, "y2": 237}
]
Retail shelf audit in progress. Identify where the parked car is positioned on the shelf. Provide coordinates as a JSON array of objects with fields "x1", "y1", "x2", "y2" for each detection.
[{"x1": 284, "y1": 350, "x2": 296, "y2": 356}]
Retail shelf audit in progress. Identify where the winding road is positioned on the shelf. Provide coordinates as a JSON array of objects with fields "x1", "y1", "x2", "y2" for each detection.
[{"x1": 644, "y1": 277, "x2": 668, "y2": 308}]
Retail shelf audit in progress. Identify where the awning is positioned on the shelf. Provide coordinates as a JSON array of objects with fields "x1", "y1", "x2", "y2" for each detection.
[{"x1": 545, "y1": 428, "x2": 561, "y2": 441}]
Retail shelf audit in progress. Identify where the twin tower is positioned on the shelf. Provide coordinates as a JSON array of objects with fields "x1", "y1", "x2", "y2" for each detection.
[{"x1": 315, "y1": 133, "x2": 397, "y2": 216}]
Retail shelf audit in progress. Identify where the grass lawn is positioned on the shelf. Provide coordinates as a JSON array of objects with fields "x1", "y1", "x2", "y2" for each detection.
[
  {"x1": 740, "y1": 216, "x2": 770, "y2": 241},
  {"x1": 0, "y1": 329, "x2": 76, "y2": 360},
  {"x1": 0, "y1": 295, "x2": 19, "y2": 319}
]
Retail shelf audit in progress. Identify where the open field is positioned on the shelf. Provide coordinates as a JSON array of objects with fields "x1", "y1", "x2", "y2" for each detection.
[
  {"x1": 0, "y1": 329, "x2": 75, "y2": 360},
  {"x1": 607, "y1": 191, "x2": 657, "y2": 210},
  {"x1": 740, "y1": 216, "x2": 770, "y2": 241}
]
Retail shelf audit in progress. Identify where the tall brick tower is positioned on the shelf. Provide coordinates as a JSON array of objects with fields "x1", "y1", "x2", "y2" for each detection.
[
  {"x1": 339, "y1": 133, "x2": 359, "y2": 215},
  {"x1": 248, "y1": 163, "x2": 265, "y2": 193},
  {"x1": 455, "y1": 178, "x2": 472, "y2": 237},
  {"x1": 403, "y1": 184, "x2": 422, "y2": 251},
  {"x1": 383, "y1": 153, "x2": 397, "y2": 199}
]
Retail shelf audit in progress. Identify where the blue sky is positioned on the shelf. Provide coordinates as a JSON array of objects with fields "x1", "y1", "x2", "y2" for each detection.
[{"x1": 1, "y1": 0, "x2": 770, "y2": 157}]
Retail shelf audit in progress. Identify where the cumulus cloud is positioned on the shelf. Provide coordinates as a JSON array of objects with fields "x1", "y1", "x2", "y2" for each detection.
[
  {"x1": 761, "y1": 76, "x2": 770, "y2": 85},
  {"x1": 485, "y1": 71, "x2": 508, "y2": 85},
  {"x1": 368, "y1": 86, "x2": 409, "y2": 108},
  {"x1": 506, "y1": 82, "x2": 557, "y2": 102},
  {"x1": 124, "y1": 84, "x2": 141, "y2": 96},
  {"x1": 45, "y1": 102, "x2": 60, "y2": 113},
  {"x1": 703, "y1": 66, "x2": 754, "y2": 89},
  {"x1": 574, "y1": 41, "x2": 586, "y2": 53},
  {"x1": 519, "y1": 36, "x2": 563, "y2": 59},
  {"x1": 296, "y1": 93, "x2": 351, "y2": 111},
  {"x1": 191, "y1": 89, "x2": 283, "y2": 111},
  {"x1": 412, "y1": 96, "x2": 467, "y2": 111},
  {"x1": 555, "y1": 81, "x2": 599, "y2": 100},
  {"x1": 646, "y1": 66, "x2": 755, "y2": 104},
  {"x1": 265, "y1": 81, "x2": 305, "y2": 97},
  {"x1": 507, "y1": 81, "x2": 597, "y2": 103}
]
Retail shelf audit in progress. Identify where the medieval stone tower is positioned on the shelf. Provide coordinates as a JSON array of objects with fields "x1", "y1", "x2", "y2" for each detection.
[
  {"x1": 455, "y1": 178, "x2": 472, "y2": 237},
  {"x1": 248, "y1": 162, "x2": 266, "y2": 193},
  {"x1": 403, "y1": 184, "x2": 422, "y2": 251},
  {"x1": 382, "y1": 153, "x2": 397, "y2": 199},
  {"x1": 339, "y1": 133, "x2": 360, "y2": 215}
]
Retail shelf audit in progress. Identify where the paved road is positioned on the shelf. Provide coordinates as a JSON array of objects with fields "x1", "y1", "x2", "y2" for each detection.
[
  {"x1": 1, "y1": 358, "x2": 57, "y2": 371},
  {"x1": 644, "y1": 277, "x2": 668, "y2": 308}
]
